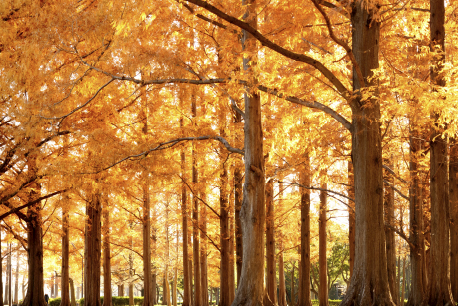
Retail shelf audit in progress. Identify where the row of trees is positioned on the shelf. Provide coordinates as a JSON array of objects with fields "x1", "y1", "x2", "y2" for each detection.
[{"x1": 1, "y1": 0, "x2": 458, "y2": 305}]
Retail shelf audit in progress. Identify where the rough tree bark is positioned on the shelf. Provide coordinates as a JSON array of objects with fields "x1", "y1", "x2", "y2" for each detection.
[
  {"x1": 340, "y1": 2, "x2": 395, "y2": 304},
  {"x1": 451, "y1": 142, "x2": 458, "y2": 306},
  {"x1": 103, "y1": 200, "x2": 112, "y2": 306},
  {"x1": 180, "y1": 92, "x2": 191, "y2": 306},
  {"x1": 192, "y1": 94, "x2": 202, "y2": 306},
  {"x1": 230, "y1": 0, "x2": 266, "y2": 305},
  {"x1": 22, "y1": 157, "x2": 46, "y2": 306},
  {"x1": 384, "y1": 160, "x2": 398, "y2": 305},
  {"x1": 298, "y1": 152, "x2": 312, "y2": 306},
  {"x1": 278, "y1": 242, "x2": 287, "y2": 306},
  {"x1": 201, "y1": 194, "x2": 209, "y2": 306},
  {"x1": 265, "y1": 179, "x2": 277, "y2": 304},
  {"x1": 319, "y1": 178, "x2": 328, "y2": 306},
  {"x1": 407, "y1": 97, "x2": 426, "y2": 306},
  {"x1": 220, "y1": 140, "x2": 230, "y2": 306},
  {"x1": 60, "y1": 202, "x2": 71, "y2": 306},
  {"x1": 234, "y1": 108, "x2": 244, "y2": 287},
  {"x1": 347, "y1": 161, "x2": 355, "y2": 279},
  {"x1": 84, "y1": 193, "x2": 102, "y2": 306},
  {"x1": 428, "y1": 0, "x2": 454, "y2": 304}
]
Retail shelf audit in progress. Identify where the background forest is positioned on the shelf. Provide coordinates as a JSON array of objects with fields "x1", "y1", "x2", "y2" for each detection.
[{"x1": 0, "y1": 0, "x2": 458, "y2": 306}]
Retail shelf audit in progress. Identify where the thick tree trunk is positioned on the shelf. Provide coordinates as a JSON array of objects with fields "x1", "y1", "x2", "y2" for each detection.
[
  {"x1": 128, "y1": 282, "x2": 133, "y2": 306},
  {"x1": 84, "y1": 193, "x2": 102, "y2": 306},
  {"x1": 60, "y1": 204, "x2": 71, "y2": 306},
  {"x1": 103, "y1": 202, "x2": 112, "y2": 306},
  {"x1": 231, "y1": 1, "x2": 266, "y2": 305},
  {"x1": 451, "y1": 142, "x2": 458, "y2": 306},
  {"x1": 384, "y1": 161, "x2": 398, "y2": 305},
  {"x1": 278, "y1": 245, "x2": 287, "y2": 306},
  {"x1": 119, "y1": 285, "x2": 124, "y2": 297},
  {"x1": 220, "y1": 148, "x2": 230, "y2": 306},
  {"x1": 347, "y1": 162, "x2": 355, "y2": 280},
  {"x1": 340, "y1": 3, "x2": 394, "y2": 305},
  {"x1": 22, "y1": 176, "x2": 46, "y2": 306},
  {"x1": 407, "y1": 111, "x2": 426, "y2": 306},
  {"x1": 298, "y1": 153, "x2": 312, "y2": 306},
  {"x1": 192, "y1": 94, "x2": 202, "y2": 306},
  {"x1": 265, "y1": 179, "x2": 277, "y2": 304},
  {"x1": 319, "y1": 179, "x2": 328, "y2": 306},
  {"x1": 428, "y1": 0, "x2": 454, "y2": 304}
]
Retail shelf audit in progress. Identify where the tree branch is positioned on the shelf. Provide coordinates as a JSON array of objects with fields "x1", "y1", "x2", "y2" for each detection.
[{"x1": 181, "y1": 0, "x2": 350, "y2": 98}]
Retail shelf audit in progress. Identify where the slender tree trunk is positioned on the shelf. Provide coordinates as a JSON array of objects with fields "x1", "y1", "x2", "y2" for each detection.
[
  {"x1": 319, "y1": 178, "x2": 328, "y2": 306},
  {"x1": 5, "y1": 243, "x2": 10, "y2": 305},
  {"x1": 8, "y1": 243, "x2": 12, "y2": 306},
  {"x1": 180, "y1": 93, "x2": 191, "y2": 306},
  {"x1": 384, "y1": 160, "x2": 398, "y2": 305},
  {"x1": 347, "y1": 162, "x2": 355, "y2": 280},
  {"x1": 234, "y1": 158, "x2": 243, "y2": 287},
  {"x1": 341, "y1": 3, "x2": 394, "y2": 304},
  {"x1": 231, "y1": 1, "x2": 266, "y2": 305},
  {"x1": 60, "y1": 203, "x2": 71, "y2": 306},
  {"x1": 0, "y1": 231, "x2": 3, "y2": 306},
  {"x1": 220, "y1": 148, "x2": 230, "y2": 306},
  {"x1": 407, "y1": 103, "x2": 426, "y2": 306},
  {"x1": 55, "y1": 272, "x2": 59, "y2": 298},
  {"x1": 173, "y1": 266, "x2": 177, "y2": 306},
  {"x1": 129, "y1": 281, "x2": 133, "y2": 306},
  {"x1": 298, "y1": 153, "x2": 312, "y2": 306},
  {"x1": 229, "y1": 193, "x2": 235, "y2": 304},
  {"x1": 428, "y1": 0, "x2": 454, "y2": 304},
  {"x1": 70, "y1": 279, "x2": 76, "y2": 306},
  {"x1": 291, "y1": 262, "x2": 295, "y2": 306},
  {"x1": 265, "y1": 179, "x2": 277, "y2": 304},
  {"x1": 451, "y1": 142, "x2": 458, "y2": 306},
  {"x1": 103, "y1": 201, "x2": 112, "y2": 306},
  {"x1": 14, "y1": 246, "x2": 19, "y2": 305},
  {"x1": 84, "y1": 193, "x2": 102, "y2": 306},
  {"x1": 119, "y1": 285, "x2": 124, "y2": 297},
  {"x1": 162, "y1": 277, "x2": 167, "y2": 305},
  {"x1": 278, "y1": 244, "x2": 287, "y2": 306},
  {"x1": 142, "y1": 175, "x2": 153, "y2": 306},
  {"x1": 201, "y1": 196, "x2": 209, "y2": 306},
  {"x1": 401, "y1": 258, "x2": 406, "y2": 306},
  {"x1": 22, "y1": 163, "x2": 46, "y2": 306},
  {"x1": 51, "y1": 273, "x2": 54, "y2": 299},
  {"x1": 192, "y1": 93, "x2": 201, "y2": 306}
]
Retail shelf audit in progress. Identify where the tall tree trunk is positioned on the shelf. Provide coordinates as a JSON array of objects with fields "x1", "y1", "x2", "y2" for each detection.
[
  {"x1": 180, "y1": 93, "x2": 191, "y2": 306},
  {"x1": 55, "y1": 271, "x2": 59, "y2": 298},
  {"x1": 229, "y1": 193, "x2": 235, "y2": 304},
  {"x1": 119, "y1": 285, "x2": 124, "y2": 297},
  {"x1": 340, "y1": 2, "x2": 394, "y2": 304},
  {"x1": 173, "y1": 265, "x2": 178, "y2": 306},
  {"x1": 401, "y1": 258, "x2": 406, "y2": 306},
  {"x1": 60, "y1": 203, "x2": 71, "y2": 306},
  {"x1": 298, "y1": 152, "x2": 312, "y2": 306},
  {"x1": 220, "y1": 147, "x2": 230, "y2": 306},
  {"x1": 70, "y1": 279, "x2": 76, "y2": 306},
  {"x1": 162, "y1": 276, "x2": 167, "y2": 305},
  {"x1": 142, "y1": 175, "x2": 153, "y2": 306},
  {"x1": 428, "y1": 0, "x2": 454, "y2": 304},
  {"x1": 51, "y1": 273, "x2": 54, "y2": 299},
  {"x1": 231, "y1": 1, "x2": 266, "y2": 305},
  {"x1": 278, "y1": 243, "x2": 287, "y2": 306},
  {"x1": 14, "y1": 246, "x2": 19, "y2": 305},
  {"x1": 319, "y1": 178, "x2": 328, "y2": 306},
  {"x1": 201, "y1": 196, "x2": 209, "y2": 306},
  {"x1": 265, "y1": 179, "x2": 276, "y2": 304},
  {"x1": 0, "y1": 231, "x2": 3, "y2": 306},
  {"x1": 234, "y1": 146, "x2": 243, "y2": 287},
  {"x1": 347, "y1": 162, "x2": 355, "y2": 280},
  {"x1": 84, "y1": 193, "x2": 102, "y2": 306},
  {"x1": 22, "y1": 160, "x2": 46, "y2": 306},
  {"x1": 291, "y1": 262, "x2": 295, "y2": 306},
  {"x1": 5, "y1": 243, "x2": 10, "y2": 305},
  {"x1": 103, "y1": 201, "x2": 112, "y2": 306},
  {"x1": 384, "y1": 160, "x2": 398, "y2": 305},
  {"x1": 451, "y1": 142, "x2": 458, "y2": 306},
  {"x1": 407, "y1": 103, "x2": 426, "y2": 306},
  {"x1": 192, "y1": 93, "x2": 201, "y2": 306},
  {"x1": 8, "y1": 243, "x2": 12, "y2": 306}
]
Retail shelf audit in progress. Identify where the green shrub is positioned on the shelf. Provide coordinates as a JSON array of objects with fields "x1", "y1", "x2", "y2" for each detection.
[
  {"x1": 49, "y1": 297, "x2": 62, "y2": 306},
  {"x1": 78, "y1": 296, "x2": 144, "y2": 306},
  {"x1": 311, "y1": 300, "x2": 341, "y2": 306}
]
